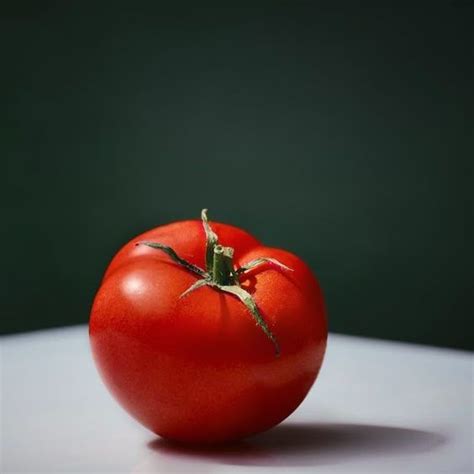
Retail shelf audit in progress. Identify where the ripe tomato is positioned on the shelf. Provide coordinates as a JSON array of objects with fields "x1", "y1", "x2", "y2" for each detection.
[{"x1": 89, "y1": 210, "x2": 327, "y2": 443}]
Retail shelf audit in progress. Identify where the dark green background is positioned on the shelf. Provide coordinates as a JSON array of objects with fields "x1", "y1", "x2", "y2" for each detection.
[{"x1": 2, "y1": 4, "x2": 472, "y2": 349}]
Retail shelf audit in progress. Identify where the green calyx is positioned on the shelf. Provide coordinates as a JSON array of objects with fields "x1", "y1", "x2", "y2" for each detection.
[{"x1": 138, "y1": 209, "x2": 293, "y2": 357}]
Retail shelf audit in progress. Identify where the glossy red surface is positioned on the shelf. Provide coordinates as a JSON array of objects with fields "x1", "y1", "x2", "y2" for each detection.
[{"x1": 89, "y1": 219, "x2": 327, "y2": 443}]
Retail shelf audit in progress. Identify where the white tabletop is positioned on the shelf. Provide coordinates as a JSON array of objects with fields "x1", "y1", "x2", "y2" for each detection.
[{"x1": 1, "y1": 326, "x2": 472, "y2": 473}]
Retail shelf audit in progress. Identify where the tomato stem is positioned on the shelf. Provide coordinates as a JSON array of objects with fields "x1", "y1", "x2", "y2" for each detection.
[
  {"x1": 138, "y1": 209, "x2": 292, "y2": 357},
  {"x1": 212, "y1": 245, "x2": 236, "y2": 286},
  {"x1": 201, "y1": 209, "x2": 218, "y2": 275}
]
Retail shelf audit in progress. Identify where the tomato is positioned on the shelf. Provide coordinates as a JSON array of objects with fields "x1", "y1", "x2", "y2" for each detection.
[{"x1": 89, "y1": 210, "x2": 327, "y2": 443}]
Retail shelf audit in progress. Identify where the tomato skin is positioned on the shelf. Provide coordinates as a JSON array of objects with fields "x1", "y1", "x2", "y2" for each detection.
[{"x1": 89, "y1": 219, "x2": 327, "y2": 443}]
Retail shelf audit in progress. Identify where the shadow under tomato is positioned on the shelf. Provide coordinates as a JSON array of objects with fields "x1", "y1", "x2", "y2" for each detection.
[{"x1": 144, "y1": 421, "x2": 446, "y2": 469}]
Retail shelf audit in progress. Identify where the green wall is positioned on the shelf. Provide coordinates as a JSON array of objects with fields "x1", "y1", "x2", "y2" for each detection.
[{"x1": 2, "y1": 4, "x2": 472, "y2": 350}]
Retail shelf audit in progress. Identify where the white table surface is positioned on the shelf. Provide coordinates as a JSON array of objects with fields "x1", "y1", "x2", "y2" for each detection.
[{"x1": 1, "y1": 326, "x2": 472, "y2": 473}]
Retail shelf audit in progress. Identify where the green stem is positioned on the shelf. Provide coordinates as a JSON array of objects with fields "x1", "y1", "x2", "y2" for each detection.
[
  {"x1": 212, "y1": 245, "x2": 236, "y2": 285},
  {"x1": 201, "y1": 209, "x2": 218, "y2": 274},
  {"x1": 138, "y1": 209, "x2": 290, "y2": 357}
]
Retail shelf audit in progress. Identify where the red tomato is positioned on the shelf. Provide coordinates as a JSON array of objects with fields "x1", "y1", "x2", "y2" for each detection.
[{"x1": 89, "y1": 211, "x2": 327, "y2": 443}]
